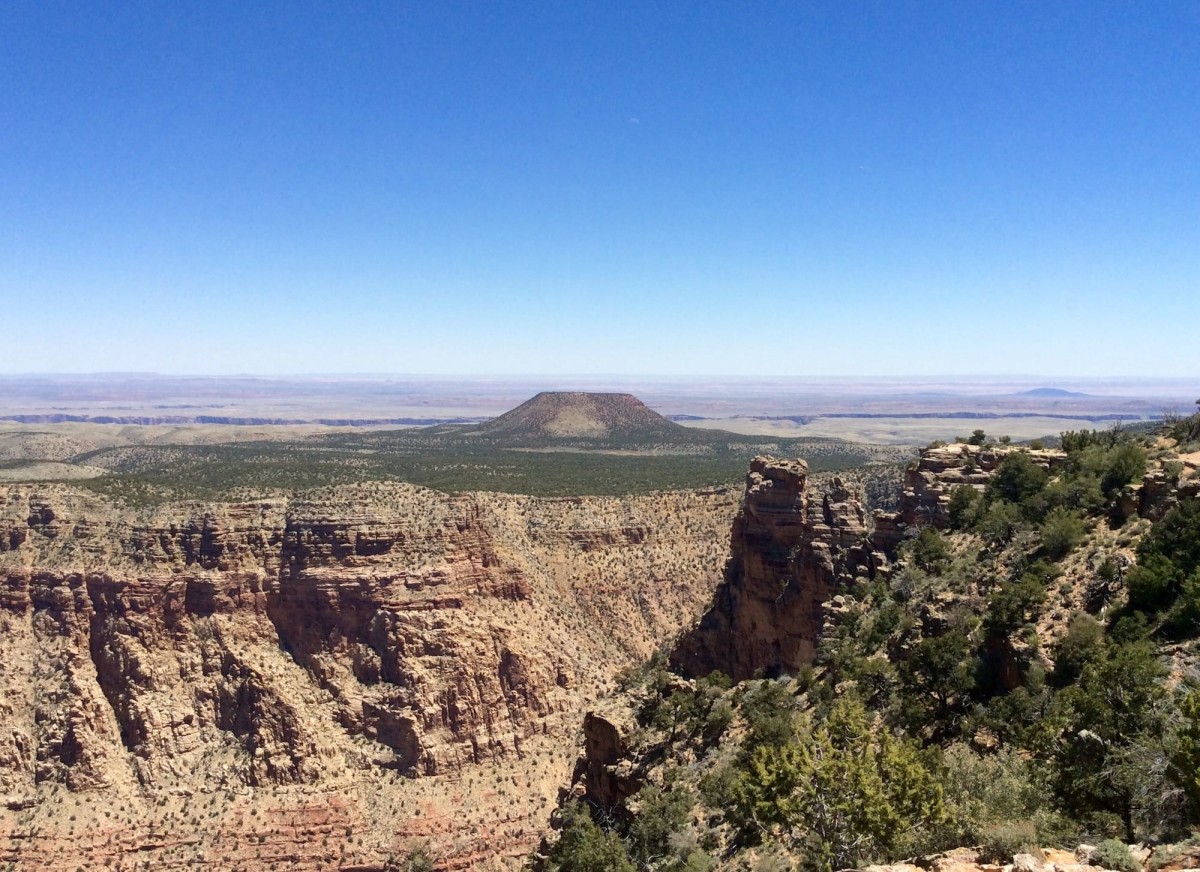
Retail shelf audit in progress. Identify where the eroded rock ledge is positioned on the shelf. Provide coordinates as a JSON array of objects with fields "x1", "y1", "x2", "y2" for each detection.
[{"x1": 671, "y1": 456, "x2": 883, "y2": 681}]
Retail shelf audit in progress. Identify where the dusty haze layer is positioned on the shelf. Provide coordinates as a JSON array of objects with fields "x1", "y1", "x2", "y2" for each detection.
[{"x1": 0, "y1": 374, "x2": 1191, "y2": 445}]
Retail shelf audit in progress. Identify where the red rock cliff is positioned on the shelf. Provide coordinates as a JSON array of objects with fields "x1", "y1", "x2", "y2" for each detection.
[
  {"x1": 0, "y1": 481, "x2": 736, "y2": 871},
  {"x1": 671, "y1": 457, "x2": 881, "y2": 681}
]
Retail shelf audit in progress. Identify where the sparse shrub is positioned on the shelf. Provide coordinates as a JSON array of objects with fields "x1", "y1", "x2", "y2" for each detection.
[{"x1": 978, "y1": 820, "x2": 1040, "y2": 864}]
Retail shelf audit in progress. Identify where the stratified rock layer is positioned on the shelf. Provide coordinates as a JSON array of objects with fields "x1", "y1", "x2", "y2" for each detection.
[
  {"x1": 0, "y1": 481, "x2": 737, "y2": 870},
  {"x1": 671, "y1": 457, "x2": 881, "y2": 681}
]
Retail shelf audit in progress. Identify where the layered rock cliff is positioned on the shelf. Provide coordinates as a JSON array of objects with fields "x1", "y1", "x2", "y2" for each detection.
[
  {"x1": 0, "y1": 481, "x2": 737, "y2": 870},
  {"x1": 670, "y1": 457, "x2": 882, "y2": 681}
]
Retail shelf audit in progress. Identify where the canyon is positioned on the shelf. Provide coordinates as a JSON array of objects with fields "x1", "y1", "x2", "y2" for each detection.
[
  {"x1": 5, "y1": 421, "x2": 1197, "y2": 870},
  {"x1": 0, "y1": 480, "x2": 738, "y2": 870}
]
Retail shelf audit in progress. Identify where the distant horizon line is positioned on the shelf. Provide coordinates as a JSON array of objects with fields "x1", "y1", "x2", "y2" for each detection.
[{"x1": 1, "y1": 372, "x2": 1196, "y2": 383}]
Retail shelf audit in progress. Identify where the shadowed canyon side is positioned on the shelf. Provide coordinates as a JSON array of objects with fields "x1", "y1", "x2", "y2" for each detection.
[
  {"x1": 0, "y1": 481, "x2": 737, "y2": 870},
  {"x1": 670, "y1": 456, "x2": 884, "y2": 682}
]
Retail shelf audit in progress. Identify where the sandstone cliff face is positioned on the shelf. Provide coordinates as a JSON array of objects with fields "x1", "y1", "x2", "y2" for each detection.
[
  {"x1": 0, "y1": 481, "x2": 736, "y2": 870},
  {"x1": 670, "y1": 457, "x2": 881, "y2": 681}
]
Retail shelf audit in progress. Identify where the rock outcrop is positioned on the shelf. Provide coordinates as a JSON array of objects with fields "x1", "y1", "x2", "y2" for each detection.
[
  {"x1": 0, "y1": 481, "x2": 737, "y2": 870},
  {"x1": 871, "y1": 443, "x2": 1067, "y2": 551},
  {"x1": 870, "y1": 442, "x2": 1200, "y2": 550},
  {"x1": 671, "y1": 457, "x2": 881, "y2": 681}
]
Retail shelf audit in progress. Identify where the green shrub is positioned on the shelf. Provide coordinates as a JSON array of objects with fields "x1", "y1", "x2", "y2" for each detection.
[
  {"x1": 978, "y1": 500, "x2": 1025, "y2": 544},
  {"x1": 988, "y1": 453, "x2": 1050, "y2": 505},
  {"x1": 1062, "y1": 430, "x2": 1107, "y2": 454},
  {"x1": 1042, "y1": 475, "x2": 1106, "y2": 516},
  {"x1": 978, "y1": 820, "x2": 1040, "y2": 864},
  {"x1": 1126, "y1": 499, "x2": 1200, "y2": 624},
  {"x1": 627, "y1": 784, "x2": 693, "y2": 868},
  {"x1": 985, "y1": 573, "x2": 1048, "y2": 636},
  {"x1": 739, "y1": 680, "x2": 799, "y2": 751},
  {"x1": 1170, "y1": 691, "x2": 1200, "y2": 818},
  {"x1": 1100, "y1": 444, "x2": 1147, "y2": 497},
  {"x1": 1052, "y1": 614, "x2": 1104, "y2": 686},
  {"x1": 948, "y1": 486, "x2": 982, "y2": 530},
  {"x1": 898, "y1": 629, "x2": 976, "y2": 737},
  {"x1": 731, "y1": 699, "x2": 945, "y2": 871},
  {"x1": 1091, "y1": 839, "x2": 1139, "y2": 872},
  {"x1": 938, "y1": 744, "x2": 1068, "y2": 854},
  {"x1": 1041, "y1": 507, "x2": 1086, "y2": 559},
  {"x1": 908, "y1": 527, "x2": 952, "y2": 572}
]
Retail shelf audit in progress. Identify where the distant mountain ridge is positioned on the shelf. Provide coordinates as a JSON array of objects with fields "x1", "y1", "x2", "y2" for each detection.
[{"x1": 1019, "y1": 387, "x2": 1090, "y2": 397}]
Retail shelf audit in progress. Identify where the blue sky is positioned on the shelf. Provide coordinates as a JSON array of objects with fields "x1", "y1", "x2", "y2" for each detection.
[{"x1": 2, "y1": 1, "x2": 1197, "y2": 376}]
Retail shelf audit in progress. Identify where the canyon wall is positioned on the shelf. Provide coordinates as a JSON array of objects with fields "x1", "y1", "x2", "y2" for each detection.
[{"x1": 0, "y1": 481, "x2": 737, "y2": 870}]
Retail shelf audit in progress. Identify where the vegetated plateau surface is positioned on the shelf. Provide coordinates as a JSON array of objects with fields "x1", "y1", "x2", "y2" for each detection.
[{"x1": 0, "y1": 391, "x2": 912, "y2": 504}]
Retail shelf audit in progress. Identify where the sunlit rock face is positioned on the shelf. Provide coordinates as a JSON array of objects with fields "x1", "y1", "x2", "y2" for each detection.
[
  {"x1": 0, "y1": 480, "x2": 736, "y2": 870},
  {"x1": 672, "y1": 456, "x2": 881, "y2": 682}
]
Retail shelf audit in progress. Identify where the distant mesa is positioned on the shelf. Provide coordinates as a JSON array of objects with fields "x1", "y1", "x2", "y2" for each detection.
[
  {"x1": 1019, "y1": 387, "x2": 1090, "y2": 398},
  {"x1": 470, "y1": 391, "x2": 683, "y2": 441}
]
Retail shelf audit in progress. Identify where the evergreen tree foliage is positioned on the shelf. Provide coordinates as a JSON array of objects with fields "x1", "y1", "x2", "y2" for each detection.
[
  {"x1": 732, "y1": 699, "x2": 944, "y2": 871},
  {"x1": 987, "y1": 453, "x2": 1049, "y2": 505},
  {"x1": 548, "y1": 803, "x2": 636, "y2": 872}
]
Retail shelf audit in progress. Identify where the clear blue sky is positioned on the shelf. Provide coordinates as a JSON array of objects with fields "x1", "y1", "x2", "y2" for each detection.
[{"x1": 2, "y1": 1, "x2": 1197, "y2": 376}]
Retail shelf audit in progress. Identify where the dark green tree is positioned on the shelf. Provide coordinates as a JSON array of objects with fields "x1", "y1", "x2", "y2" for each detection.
[
  {"x1": 898, "y1": 629, "x2": 976, "y2": 738},
  {"x1": 548, "y1": 803, "x2": 636, "y2": 872},
  {"x1": 947, "y1": 486, "x2": 982, "y2": 530},
  {"x1": 987, "y1": 453, "x2": 1049, "y2": 505},
  {"x1": 1054, "y1": 639, "x2": 1167, "y2": 840}
]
